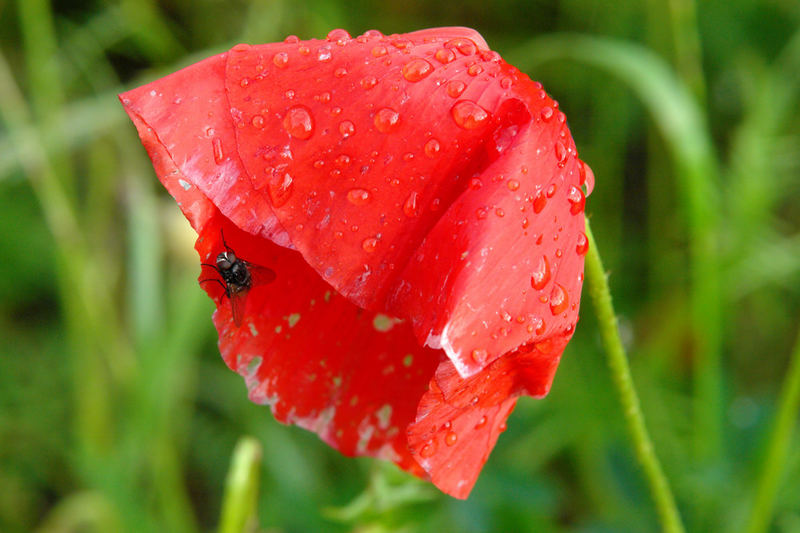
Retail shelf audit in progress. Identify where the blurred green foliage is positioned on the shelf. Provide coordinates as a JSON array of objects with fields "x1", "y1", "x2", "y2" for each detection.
[{"x1": 0, "y1": 0, "x2": 799, "y2": 531}]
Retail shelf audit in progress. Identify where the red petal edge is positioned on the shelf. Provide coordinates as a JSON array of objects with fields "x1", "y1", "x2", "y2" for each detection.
[{"x1": 120, "y1": 26, "x2": 591, "y2": 499}]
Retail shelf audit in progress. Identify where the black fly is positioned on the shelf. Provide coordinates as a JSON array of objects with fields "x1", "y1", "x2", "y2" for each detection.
[{"x1": 200, "y1": 231, "x2": 276, "y2": 327}]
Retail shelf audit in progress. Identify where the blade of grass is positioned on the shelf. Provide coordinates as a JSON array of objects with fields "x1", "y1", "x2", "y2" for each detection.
[
  {"x1": 742, "y1": 326, "x2": 800, "y2": 533},
  {"x1": 584, "y1": 217, "x2": 686, "y2": 533},
  {"x1": 218, "y1": 437, "x2": 263, "y2": 533}
]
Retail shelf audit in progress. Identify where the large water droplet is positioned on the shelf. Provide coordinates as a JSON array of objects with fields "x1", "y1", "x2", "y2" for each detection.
[
  {"x1": 446, "y1": 80, "x2": 466, "y2": 98},
  {"x1": 283, "y1": 105, "x2": 314, "y2": 139},
  {"x1": 530, "y1": 255, "x2": 551, "y2": 290},
  {"x1": 326, "y1": 28, "x2": 351, "y2": 42},
  {"x1": 445, "y1": 431, "x2": 458, "y2": 446},
  {"x1": 576, "y1": 231, "x2": 589, "y2": 255},
  {"x1": 580, "y1": 160, "x2": 595, "y2": 196},
  {"x1": 434, "y1": 48, "x2": 456, "y2": 64},
  {"x1": 402, "y1": 58, "x2": 434, "y2": 82},
  {"x1": 268, "y1": 172, "x2": 293, "y2": 207},
  {"x1": 403, "y1": 191, "x2": 419, "y2": 217},
  {"x1": 532, "y1": 191, "x2": 547, "y2": 213},
  {"x1": 420, "y1": 442, "x2": 436, "y2": 458},
  {"x1": 567, "y1": 185, "x2": 585, "y2": 215},
  {"x1": 549, "y1": 284, "x2": 569, "y2": 315},
  {"x1": 362, "y1": 237, "x2": 378, "y2": 253},
  {"x1": 339, "y1": 120, "x2": 355, "y2": 138},
  {"x1": 445, "y1": 37, "x2": 477, "y2": 56},
  {"x1": 273, "y1": 52, "x2": 289, "y2": 68},
  {"x1": 374, "y1": 107, "x2": 400, "y2": 133},
  {"x1": 540, "y1": 106, "x2": 554, "y2": 121},
  {"x1": 507, "y1": 179, "x2": 520, "y2": 191},
  {"x1": 347, "y1": 188, "x2": 370, "y2": 205},
  {"x1": 555, "y1": 141, "x2": 568, "y2": 165},
  {"x1": 424, "y1": 138, "x2": 441, "y2": 158},
  {"x1": 452, "y1": 100, "x2": 490, "y2": 130}
]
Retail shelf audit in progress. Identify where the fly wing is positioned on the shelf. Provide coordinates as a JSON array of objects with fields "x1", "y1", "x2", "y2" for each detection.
[
  {"x1": 245, "y1": 262, "x2": 277, "y2": 287},
  {"x1": 228, "y1": 288, "x2": 248, "y2": 327}
]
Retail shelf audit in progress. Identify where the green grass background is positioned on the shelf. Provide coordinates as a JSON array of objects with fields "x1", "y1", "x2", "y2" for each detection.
[{"x1": 1, "y1": 0, "x2": 799, "y2": 531}]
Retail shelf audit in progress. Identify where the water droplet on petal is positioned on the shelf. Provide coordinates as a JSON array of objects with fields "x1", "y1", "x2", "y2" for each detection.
[
  {"x1": 273, "y1": 52, "x2": 289, "y2": 68},
  {"x1": 402, "y1": 58, "x2": 434, "y2": 82},
  {"x1": 283, "y1": 105, "x2": 314, "y2": 139},
  {"x1": 555, "y1": 141, "x2": 568, "y2": 165},
  {"x1": 251, "y1": 114, "x2": 264, "y2": 128},
  {"x1": 445, "y1": 37, "x2": 477, "y2": 56},
  {"x1": 420, "y1": 442, "x2": 436, "y2": 458},
  {"x1": 403, "y1": 191, "x2": 419, "y2": 217},
  {"x1": 530, "y1": 256, "x2": 551, "y2": 290},
  {"x1": 445, "y1": 431, "x2": 458, "y2": 446},
  {"x1": 434, "y1": 48, "x2": 456, "y2": 63},
  {"x1": 471, "y1": 349, "x2": 487, "y2": 363},
  {"x1": 424, "y1": 138, "x2": 441, "y2": 158},
  {"x1": 268, "y1": 172, "x2": 293, "y2": 207},
  {"x1": 467, "y1": 63, "x2": 483, "y2": 76},
  {"x1": 549, "y1": 284, "x2": 569, "y2": 315},
  {"x1": 446, "y1": 80, "x2": 466, "y2": 98},
  {"x1": 317, "y1": 46, "x2": 332, "y2": 62},
  {"x1": 334, "y1": 67, "x2": 348, "y2": 78},
  {"x1": 326, "y1": 28, "x2": 351, "y2": 42},
  {"x1": 284, "y1": 35, "x2": 299, "y2": 44},
  {"x1": 507, "y1": 179, "x2": 520, "y2": 191},
  {"x1": 546, "y1": 184, "x2": 557, "y2": 198},
  {"x1": 567, "y1": 185, "x2": 586, "y2": 215},
  {"x1": 532, "y1": 191, "x2": 547, "y2": 213},
  {"x1": 475, "y1": 416, "x2": 487, "y2": 429},
  {"x1": 360, "y1": 76, "x2": 378, "y2": 90},
  {"x1": 362, "y1": 237, "x2": 378, "y2": 253},
  {"x1": 540, "y1": 106, "x2": 554, "y2": 121},
  {"x1": 580, "y1": 160, "x2": 595, "y2": 195},
  {"x1": 374, "y1": 107, "x2": 400, "y2": 133},
  {"x1": 347, "y1": 188, "x2": 370, "y2": 205},
  {"x1": 212, "y1": 138, "x2": 224, "y2": 163},
  {"x1": 576, "y1": 231, "x2": 589, "y2": 255},
  {"x1": 371, "y1": 45, "x2": 388, "y2": 57},
  {"x1": 339, "y1": 120, "x2": 355, "y2": 138},
  {"x1": 452, "y1": 100, "x2": 490, "y2": 130},
  {"x1": 240, "y1": 77, "x2": 251, "y2": 88}
]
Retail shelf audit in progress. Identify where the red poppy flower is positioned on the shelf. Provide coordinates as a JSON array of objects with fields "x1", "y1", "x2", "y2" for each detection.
[{"x1": 120, "y1": 27, "x2": 593, "y2": 498}]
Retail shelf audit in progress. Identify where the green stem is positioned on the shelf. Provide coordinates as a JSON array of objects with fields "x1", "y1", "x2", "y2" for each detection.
[
  {"x1": 218, "y1": 437, "x2": 263, "y2": 533},
  {"x1": 743, "y1": 326, "x2": 800, "y2": 533},
  {"x1": 584, "y1": 218, "x2": 685, "y2": 533}
]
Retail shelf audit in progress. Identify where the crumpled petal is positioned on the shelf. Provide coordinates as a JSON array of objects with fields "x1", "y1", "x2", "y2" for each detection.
[{"x1": 120, "y1": 26, "x2": 591, "y2": 499}]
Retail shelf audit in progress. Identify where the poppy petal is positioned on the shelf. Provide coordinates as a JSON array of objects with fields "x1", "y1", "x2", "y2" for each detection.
[
  {"x1": 408, "y1": 336, "x2": 566, "y2": 498},
  {"x1": 120, "y1": 53, "x2": 291, "y2": 246},
  {"x1": 194, "y1": 214, "x2": 442, "y2": 477}
]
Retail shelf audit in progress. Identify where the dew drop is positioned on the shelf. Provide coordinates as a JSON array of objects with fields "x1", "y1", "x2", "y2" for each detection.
[
  {"x1": 239, "y1": 77, "x2": 251, "y2": 88},
  {"x1": 445, "y1": 37, "x2": 477, "y2": 56},
  {"x1": 251, "y1": 114, "x2": 264, "y2": 128},
  {"x1": 268, "y1": 172, "x2": 293, "y2": 207},
  {"x1": 445, "y1": 431, "x2": 458, "y2": 446},
  {"x1": 500, "y1": 77, "x2": 513, "y2": 89},
  {"x1": 576, "y1": 231, "x2": 589, "y2": 255},
  {"x1": 546, "y1": 184, "x2": 557, "y2": 198},
  {"x1": 540, "y1": 106, "x2": 554, "y2": 121},
  {"x1": 371, "y1": 45, "x2": 388, "y2": 57},
  {"x1": 298, "y1": 45, "x2": 310, "y2": 55},
  {"x1": 334, "y1": 67, "x2": 348, "y2": 78},
  {"x1": 317, "y1": 46, "x2": 332, "y2": 62},
  {"x1": 403, "y1": 191, "x2": 419, "y2": 217},
  {"x1": 580, "y1": 160, "x2": 595, "y2": 195},
  {"x1": 471, "y1": 349, "x2": 487, "y2": 363},
  {"x1": 434, "y1": 48, "x2": 456, "y2": 63},
  {"x1": 549, "y1": 284, "x2": 569, "y2": 315},
  {"x1": 452, "y1": 100, "x2": 490, "y2": 130},
  {"x1": 467, "y1": 63, "x2": 483, "y2": 76},
  {"x1": 555, "y1": 141, "x2": 568, "y2": 165},
  {"x1": 362, "y1": 237, "x2": 378, "y2": 253},
  {"x1": 284, "y1": 35, "x2": 299, "y2": 44},
  {"x1": 469, "y1": 178, "x2": 483, "y2": 190},
  {"x1": 339, "y1": 120, "x2": 355, "y2": 138},
  {"x1": 326, "y1": 28, "x2": 351, "y2": 42},
  {"x1": 346, "y1": 188, "x2": 370, "y2": 205},
  {"x1": 507, "y1": 179, "x2": 520, "y2": 191},
  {"x1": 532, "y1": 191, "x2": 547, "y2": 213},
  {"x1": 424, "y1": 138, "x2": 441, "y2": 158},
  {"x1": 273, "y1": 52, "x2": 289, "y2": 68},
  {"x1": 446, "y1": 80, "x2": 466, "y2": 98},
  {"x1": 283, "y1": 105, "x2": 314, "y2": 139},
  {"x1": 475, "y1": 207, "x2": 488, "y2": 220},
  {"x1": 374, "y1": 107, "x2": 400, "y2": 133},
  {"x1": 475, "y1": 416, "x2": 487, "y2": 429},
  {"x1": 402, "y1": 58, "x2": 434, "y2": 82},
  {"x1": 420, "y1": 442, "x2": 436, "y2": 458},
  {"x1": 530, "y1": 255, "x2": 551, "y2": 290},
  {"x1": 360, "y1": 76, "x2": 378, "y2": 90},
  {"x1": 212, "y1": 138, "x2": 224, "y2": 164},
  {"x1": 567, "y1": 185, "x2": 586, "y2": 215}
]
